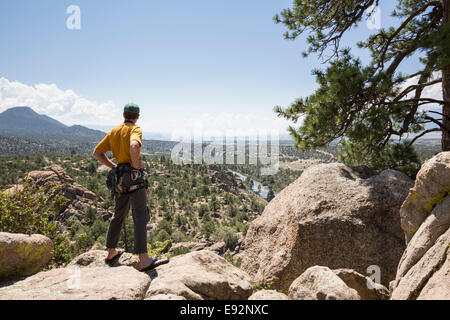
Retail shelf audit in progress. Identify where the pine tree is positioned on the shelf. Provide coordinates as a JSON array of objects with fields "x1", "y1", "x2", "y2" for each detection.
[
  {"x1": 267, "y1": 188, "x2": 275, "y2": 202},
  {"x1": 274, "y1": 0, "x2": 450, "y2": 174}
]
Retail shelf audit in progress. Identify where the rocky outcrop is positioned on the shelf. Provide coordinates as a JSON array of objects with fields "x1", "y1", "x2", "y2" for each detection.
[
  {"x1": 210, "y1": 168, "x2": 245, "y2": 192},
  {"x1": 288, "y1": 266, "x2": 360, "y2": 300},
  {"x1": 0, "y1": 249, "x2": 255, "y2": 300},
  {"x1": 241, "y1": 163, "x2": 412, "y2": 291},
  {"x1": 399, "y1": 152, "x2": 450, "y2": 243},
  {"x1": 147, "y1": 294, "x2": 187, "y2": 300},
  {"x1": 248, "y1": 290, "x2": 288, "y2": 300},
  {"x1": 333, "y1": 268, "x2": 389, "y2": 300},
  {"x1": 206, "y1": 241, "x2": 227, "y2": 255},
  {"x1": 145, "y1": 250, "x2": 253, "y2": 300},
  {"x1": 2, "y1": 184, "x2": 23, "y2": 196},
  {"x1": 0, "y1": 232, "x2": 53, "y2": 280},
  {"x1": 416, "y1": 247, "x2": 450, "y2": 300},
  {"x1": 169, "y1": 241, "x2": 207, "y2": 254},
  {"x1": 169, "y1": 240, "x2": 241, "y2": 257},
  {"x1": 68, "y1": 249, "x2": 139, "y2": 269},
  {"x1": 26, "y1": 165, "x2": 111, "y2": 220},
  {"x1": 391, "y1": 152, "x2": 450, "y2": 300},
  {"x1": 391, "y1": 228, "x2": 450, "y2": 300},
  {"x1": 394, "y1": 197, "x2": 450, "y2": 288},
  {"x1": 0, "y1": 266, "x2": 150, "y2": 300}
]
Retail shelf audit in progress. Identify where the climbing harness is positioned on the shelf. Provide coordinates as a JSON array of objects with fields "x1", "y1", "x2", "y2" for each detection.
[{"x1": 106, "y1": 163, "x2": 148, "y2": 197}]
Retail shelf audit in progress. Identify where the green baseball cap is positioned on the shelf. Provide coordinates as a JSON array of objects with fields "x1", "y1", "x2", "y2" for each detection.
[{"x1": 124, "y1": 103, "x2": 140, "y2": 114}]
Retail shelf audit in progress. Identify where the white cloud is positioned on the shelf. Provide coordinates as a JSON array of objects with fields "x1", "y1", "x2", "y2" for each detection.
[
  {"x1": 0, "y1": 77, "x2": 293, "y2": 136},
  {"x1": 0, "y1": 77, "x2": 120, "y2": 126},
  {"x1": 138, "y1": 111, "x2": 293, "y2": 136},
  {"x1": 400, "y1": 71, "x2": 443, "y2": 112},
  {"x1": 398, "y1": 71, "x2": 443, "y2": 139},
  {"x1": 0, "y1": 77, "x2": 297, "y2": 141}
]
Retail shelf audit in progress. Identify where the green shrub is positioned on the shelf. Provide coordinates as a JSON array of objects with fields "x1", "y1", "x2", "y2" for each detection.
[
  {"x1": 214, "y1": 227, "x2": 239, "y2": 250},
  {"x1": 0, "y1": 181, "x2": 72, "y2": 267},
  {"x1": 91, "y1": 219, "x2": 108, "y2": 239},
  {"x1": 171, "y1": 230, "x2": 188, "y2": 243},
  {"x1": 198, "y1": 204, "x2": 209, "y2": 217},
  {"x1": 75, "y1": 232, "x2": 93, "y2": 250},
  {"x1": 174, "y1": 214, "x2": 188, "y2": 227},
  {"x1": 85, "y1": 207, "x2": 96, "y2": 223},
  {"x1": 154, "y1": 229, "x2": 171, "y2": 242},
  {"x1": 95, "y1": 234, "x2": 107, "y2": 248},
  {"x1": 171, "y1": 246, "x2": 191, "y2": 257},
  {"x1": 227, "y1": 205, "x2": 239, "y2": 217},
  {"x1": 157, "y1": 219, "x2": 173, "y2": 235},
  {"x1": 224, "y1": 253, "x2": 241, "y2": 268},
  {"x1": 201, "y1": 220, "x2": 216, "y2": 239},
  {"x1": 147, "y1": 240, "x2": 171, "y2": 257},
  {"x1": 69, "y1": 219, "x2": 83, "y2": 237},
  {"x1": 200, "y1": 185, "x2": 210, "y2": 196},
  {"x1": 236, "y1": 211, "x2": 248, "y2": 222}
]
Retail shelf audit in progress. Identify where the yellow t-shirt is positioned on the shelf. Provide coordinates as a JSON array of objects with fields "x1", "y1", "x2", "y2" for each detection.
[{"x1": 95, "y1": 122, "x2": 143, "y2": 164}]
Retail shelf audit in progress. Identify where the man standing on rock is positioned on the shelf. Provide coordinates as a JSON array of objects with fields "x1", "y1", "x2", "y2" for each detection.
[{"x1": 93, "y1": 103, "x2": 169, "y2": 271}]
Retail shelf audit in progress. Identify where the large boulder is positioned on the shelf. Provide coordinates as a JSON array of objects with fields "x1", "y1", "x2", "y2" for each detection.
[
  {"x1": 68, "y1": 250, "x2": 139, "y2": 269},
  {"x1": 416, "y1": 248, "x2": 450, "y2": 300},
  {"x1": 391, "y1": 227, "x2": 450, "y2": 300},
  {"x1": 391, "y1": 152, "x2": 450, "y2": 300},
  {"x1": 145, "y1": 250, "x2": 253, "y2": 300},
  {"x1": 333, "y1": 268, "x2": 389, "y2": 300},
  {"x1": 395, "y1": 197, "x2": 450, "y2": 283},
  {"x1": 241, "y1": 163, "x2": 412, "y2": 291},
  {"x1": 0, "y1": 232, "x2": 53, "y2": 280},
  {"x1": 288, "y1": 266, "x2": 360, "y2": 300},
  {"x1": 0, "y1": 266, "x2": 150, "y2": 300},
  {"x1": 400, "y1": 152, "x2": 450, "y2": 243}
]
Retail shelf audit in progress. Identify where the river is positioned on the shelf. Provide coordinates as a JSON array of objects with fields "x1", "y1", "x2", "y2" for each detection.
[{"x1": 229, "y1": 170, "x2": 273, "y2": 200}]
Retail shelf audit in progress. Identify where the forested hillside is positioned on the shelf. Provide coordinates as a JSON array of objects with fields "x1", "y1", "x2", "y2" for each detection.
[{"x1": 0, "y1": 153, "x2": 266, "y2": 266}]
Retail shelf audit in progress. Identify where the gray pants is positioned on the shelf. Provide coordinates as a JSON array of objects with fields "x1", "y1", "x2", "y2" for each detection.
[{"x1": 106, "y1": 171, "x2": 149, "y2": 254}]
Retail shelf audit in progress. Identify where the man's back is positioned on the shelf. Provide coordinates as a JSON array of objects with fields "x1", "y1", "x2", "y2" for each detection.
[{"x1": 95, "y1": 122, "x2": 143, "y2": 164}]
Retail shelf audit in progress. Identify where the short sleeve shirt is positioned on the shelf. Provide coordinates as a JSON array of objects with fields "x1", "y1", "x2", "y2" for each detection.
[{"x1": 95, "y1": 123, "x2": 143, "y2": 164}]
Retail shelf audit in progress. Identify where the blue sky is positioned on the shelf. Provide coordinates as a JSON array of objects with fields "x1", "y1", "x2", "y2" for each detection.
[{"x1": 0, "y1": 0, "x2": 437, "y2": 139}]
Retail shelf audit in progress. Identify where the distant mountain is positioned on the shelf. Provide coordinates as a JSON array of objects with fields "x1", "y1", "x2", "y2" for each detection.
[
  {"x1": 0, "y1": 106, "x2": 105, "y2": 140},
  {"x1": 0, "y1": 106, "x2": 178, "y2": 155},
  {"x1": 65, "y1": 125, "x2": 105, "y2": 138}
]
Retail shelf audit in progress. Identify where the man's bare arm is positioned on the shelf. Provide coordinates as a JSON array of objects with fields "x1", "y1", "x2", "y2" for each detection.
[
  {"x1": 130, "y1": 140, "x2": 143, "y2": 169},
  {"x1": 93, "y1": 150, "x2": 116, "y2": 169}
]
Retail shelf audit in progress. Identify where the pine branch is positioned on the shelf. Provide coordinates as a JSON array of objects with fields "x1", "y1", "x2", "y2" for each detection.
[
  {"x1": 408, "y1": 128, "x2": 442, "y2": 145},
  {"x1": 428, "y1": 110, "x2": 450, "y2": 120},
  {"x1": 382, "y1": 98, "x2": 448, "y2": 105},
  {"x1": 379, "y1": 1, "x2": 441, "y2": 68},
  {"x1": 394, "y1": 78, "x2": 442, "y2": 102},
  {"x1": 424, "y1": 116, "x2": 444, "y2": 128}
]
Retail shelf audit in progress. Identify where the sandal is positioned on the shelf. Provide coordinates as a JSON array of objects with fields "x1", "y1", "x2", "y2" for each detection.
[
  {"x1": 105, "y1": 249, "x2": 125, "y2": 263},
  {"x1": 139, "y1": 258, "x2": 169, "y2": 272}
]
